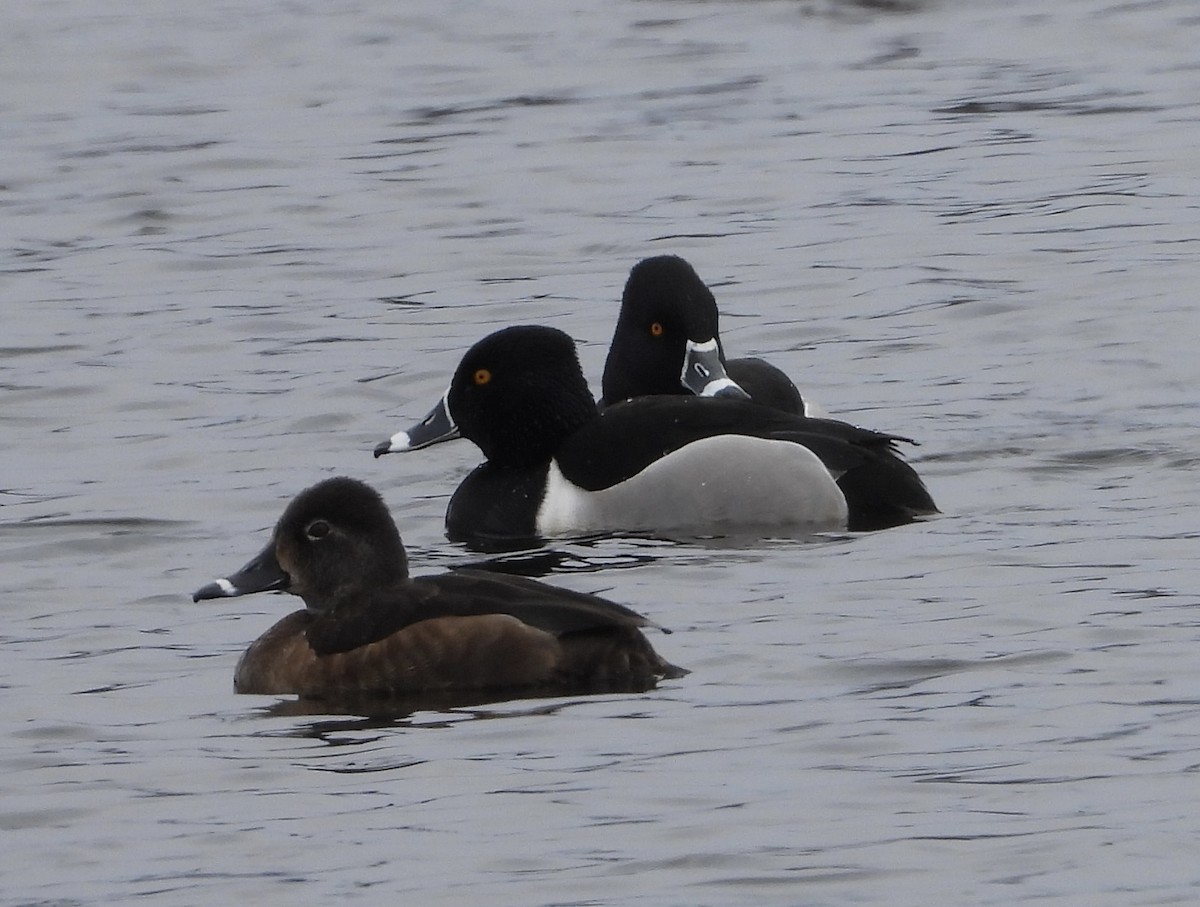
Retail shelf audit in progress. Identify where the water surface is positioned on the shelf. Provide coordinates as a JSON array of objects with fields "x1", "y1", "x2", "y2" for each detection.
[{"x1": 3, "y1": 0, "x2": 1200, "y2": 903}]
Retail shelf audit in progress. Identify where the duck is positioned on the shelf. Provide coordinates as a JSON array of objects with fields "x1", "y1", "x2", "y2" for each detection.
[
  {"x1": 192, "y1": 477, "x2": 684, "y2": 700},
  {"x1": 600, "y1": 255, "x2": 814, "y2": 415},
  {"x1": 373, "y1": 326, "x2": 937, "y2": 547}
]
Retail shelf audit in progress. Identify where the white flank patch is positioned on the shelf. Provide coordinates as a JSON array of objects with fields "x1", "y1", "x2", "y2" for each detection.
[{"x1": 536, "y1": 435, "x2": 847, "y2": 537}]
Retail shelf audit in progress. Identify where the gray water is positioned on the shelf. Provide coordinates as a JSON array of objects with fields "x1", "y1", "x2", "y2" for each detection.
[{"x1": 3, "y1": 0, "x2": 1199, "y2": 903}]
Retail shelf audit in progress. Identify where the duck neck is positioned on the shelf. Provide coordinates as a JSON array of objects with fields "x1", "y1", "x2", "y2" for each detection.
[{"x1": 492, "y1": 382, "x2": 598, "y2": 469}]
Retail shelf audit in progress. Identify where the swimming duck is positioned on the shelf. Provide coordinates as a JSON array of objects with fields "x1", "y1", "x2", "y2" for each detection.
[
  {"x1": 601, "y1": 255, "x2": 812, "y2": 415},
  {"x1": 374, "y1": 326, "x2": 936, "y2": 547},
  {"x1": 193, "y1": 477, "x2": 683, "y2": 700}
]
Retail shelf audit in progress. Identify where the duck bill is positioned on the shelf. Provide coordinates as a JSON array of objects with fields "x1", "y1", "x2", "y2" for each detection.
[
  {"x1": 681, "y1": 338, "x2": 751, "y2": 400},
  {"x1": 193, "y1": 541, "x2": 289, "y2": 602},
  {"x1": 373, "y1": 389, "x2": 460, "y2": 457}
]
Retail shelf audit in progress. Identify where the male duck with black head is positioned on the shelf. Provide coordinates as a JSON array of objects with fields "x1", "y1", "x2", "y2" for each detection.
[
  {"x1": 374, "y1": 326, "x2": 937, "y2": 549},
  {"x1": 601, "y1": 255, "x2": 814, "y2": 416},
  {"x1": 193, "y1": 477, "x2": 683, "y2": 702}
]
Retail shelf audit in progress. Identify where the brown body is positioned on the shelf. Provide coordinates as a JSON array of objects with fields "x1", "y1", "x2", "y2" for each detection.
[
  {"x1": 234, "y1": 611, "x2": 678, "y2": 698},
  {"x1": 195, "y1": 478, "x2": 684, "y2": 703}
]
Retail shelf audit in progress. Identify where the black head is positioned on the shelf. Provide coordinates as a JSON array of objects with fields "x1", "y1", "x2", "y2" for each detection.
[
  {"x1": 447, "y1": 325, "x2": 598, "y2": 468},
  {"x1": 194, "y1": 477, "x2": 409, "y2": 613},
  {"x1": 601, "y1": 255, "x2": 728, "y2": 404}
]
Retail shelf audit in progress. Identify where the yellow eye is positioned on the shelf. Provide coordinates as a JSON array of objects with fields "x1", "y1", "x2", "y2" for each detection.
[
  {"x1": 650, "y1": 322, "x2": 664, "y2": 337},
  {"x1": 473, "y1": 368, "x2": 492, "y2": 386}
]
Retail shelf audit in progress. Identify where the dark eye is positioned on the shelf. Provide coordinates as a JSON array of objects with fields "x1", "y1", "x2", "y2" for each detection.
[
  {"x1": 473, "y1": 368, "x2": 492, "y2": 386},
  {"x1": 305, "y1": 519, "x2": 330, "y2": 540},
  {"x1": 650, "y1": 322, "x2": 664, "y2": 337}
]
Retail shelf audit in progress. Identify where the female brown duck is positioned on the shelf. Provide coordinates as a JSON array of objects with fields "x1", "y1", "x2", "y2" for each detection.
[{"x1": 193, "y1": 477, "x2": 683, "y2": 701}]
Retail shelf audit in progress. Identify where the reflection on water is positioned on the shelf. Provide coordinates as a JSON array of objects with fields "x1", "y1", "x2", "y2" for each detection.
[
  {"x1": 823, "y1": 649, "x2": 1074, "y2": 694},
  {"x1": 231, "y1": 672, "x2": 682, "y2": 724},
  {"x1": 460, "y1": 541, "x2": 673, "y2": 580},
  {"x1": 257, "y1": 694, "x2": 605, "y2": 737},
  {"x1": 4, "y1": 0, "x2": 1200, "y2": 903}
]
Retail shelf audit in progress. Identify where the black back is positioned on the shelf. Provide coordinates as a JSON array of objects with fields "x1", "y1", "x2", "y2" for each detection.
[
  {"x1": 555, "y1": 395, "x2": 935, "y2": 531},
  {"x1": 726, "y1": 357, "x2": 806, "y2": 416}
]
